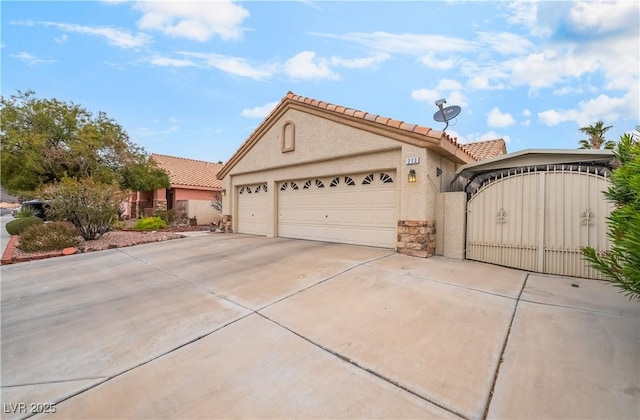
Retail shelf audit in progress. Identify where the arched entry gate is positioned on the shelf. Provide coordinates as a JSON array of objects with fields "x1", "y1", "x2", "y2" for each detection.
[{"x1": 466, "y1": 165, "x2": 613, "y2": 279}]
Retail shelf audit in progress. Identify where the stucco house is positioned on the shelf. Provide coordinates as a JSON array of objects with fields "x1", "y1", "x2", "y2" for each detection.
[
  {"x1": 128, "y1": 153, "x2": 223, "y2": 225},
  {"x1": 217, "y1": 91, "x2": 505, "y2": 257}
]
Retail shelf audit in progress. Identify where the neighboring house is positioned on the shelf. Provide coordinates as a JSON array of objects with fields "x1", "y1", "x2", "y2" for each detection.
[
  {"x1": 217, "y1": 91, "x2": 505, "y2": 257},
  {"x1": 128, "y1": 154, "x2": 223, "y2": 225}
]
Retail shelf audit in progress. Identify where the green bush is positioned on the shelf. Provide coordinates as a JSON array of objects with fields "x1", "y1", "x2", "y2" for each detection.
[
  {"x1": 14, "y1": 205, "x2": 36, "y2": 218},
  {"x1": 6, "y1": 216, "x2": 43, "y2": 235},
  {"x1": 583, "y1": 127, "x2": 640, "y2": 300},
  {"x1": 133, "y1": 216, "x2": 167, "y2": 231},
  {"x1": 154, "y1": 209, "x2": 175, "y2": 225},
  {"x1": 17, "y1": 222, "x2": 80, "y2": 252}
]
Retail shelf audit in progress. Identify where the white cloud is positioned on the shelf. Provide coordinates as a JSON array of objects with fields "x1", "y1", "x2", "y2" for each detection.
[
  {"x1": 553, "y1": 86, "x2": 583, "y2": 96},
  {"x1": 330, "y1": 53, "x2": 389, "y2": 69},
  {"x1": 419, "y1": 53, "x2": 455, "y2": 70},
  {"x1": 507, "y1": 48, "x2": 599, "y2": 88},
  {"x1": 241, "y1": 101, "x2": 279, "y2": 119},
  {"x1": 477, "y1": 31, "x2": 533, "y2": 55},
  {"x1": 436, "y1": 79, "x2": 462, "y2": 91},
  {"x1": 411, "y1": 88, "x2": 440, "y2": 104},
  {"x1": 312, "y1": 31, "x2": 476, "y2": 56},
  {"x1": 178, "y1": 51, "x2": 277, "y2": 80},
  {"x1": 450, "y1": 130, "x2": 511, "y2": 145},
  {"x1": 487, "y1": 107, "x2": 515, "y2": 127},
  {"x1": 521, "y1": 109, "x2": 531, "y2": 117},
  {"x1": 569, "y1": 1, "x2": 639, "y2": 34},
  {"x1": 538, "y1": 90, "x2": 637, "y2": 127},
  {"x1": 54, "y1": 34, "x2": 68, "y2": 44},
  {"x1": 411, "y1": 86, "x2": 467, "y2": 108},
  {"x1": 148, "y1": 56, "x2": 196, "y2": 67},
  {"x1": 284, "y1": 51, "x2": 338, "y2": 80},
  {"x1": 12, "y1": 21, "x2": 151, "y2": 48},
  {"x1": 10, "y1": 51, "x2": 56, "y2": 66},
  {"x1": 134, "y1": 0, "x2": 249, "y2": 41}
]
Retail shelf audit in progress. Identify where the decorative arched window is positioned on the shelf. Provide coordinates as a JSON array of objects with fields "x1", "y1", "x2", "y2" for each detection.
[
  {"x1": 280, "y1": 182, "x2": 288, "y2": 191},
  {"x1": 291, "y1": 182, "x2": 299, "y2": 190},
  {"x1": 303, "y1": 180, "x2": 312, "y2": 189},
  {"x1": 282, "y1": 121, "x2": 295, "y2": 152},
  {"x1": 362, "y1": 174, "x2": 374, "y2": 185},
  {"x1": 239, "y1": 187, "x2": 245, "y2": 194},
  {"x1": 330, "y1": 177, "x2": 340, "y2": 187},
  {"x1": 344, "y1": 176, "x2": 355, "y2": 186},
  {"x1": 380, "y1": 173, "x2": 394, "y2": 183},
  {"x1": 315, "y1": 179, "x2": 325, "y2": 188}
]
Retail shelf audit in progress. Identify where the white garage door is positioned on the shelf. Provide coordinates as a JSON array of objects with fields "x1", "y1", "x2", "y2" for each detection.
[
  {"x1": 278, "y1": 172, "x2": 396, "y2": 248},
  {"x1": 466, "y1": 167, "x2": 612, "y2": 278},
  {"x1": 237, "y1": 184, "x2": 268, "y2": 235}
]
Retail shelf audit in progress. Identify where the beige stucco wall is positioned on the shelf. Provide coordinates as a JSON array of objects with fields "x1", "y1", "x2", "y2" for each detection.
[
  {"x1": 222, "y1": 107, "x2": 465, "y2": 242},
  {"x1": 435, "y1": 191, "x2": 467, "y2": 259},
  {"x1": 184, "y1": 200, "x2": 221, "y2": 225}
]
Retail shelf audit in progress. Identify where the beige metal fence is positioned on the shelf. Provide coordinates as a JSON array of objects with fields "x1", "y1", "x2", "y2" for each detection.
[{"x1": 466, "y1": 166, "x2": 612, "y2": 279}]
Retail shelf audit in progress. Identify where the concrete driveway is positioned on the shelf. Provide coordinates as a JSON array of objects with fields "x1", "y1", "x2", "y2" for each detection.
[{"x1": 1, "y1": 234, "x2": 638, "y2": 419}]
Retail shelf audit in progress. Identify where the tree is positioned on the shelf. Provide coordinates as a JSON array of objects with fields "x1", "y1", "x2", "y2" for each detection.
[
  {"x1": 0, "y1": 90, "x2": 170, "y2": 195},
  {"x1": 583, "y1": 126, "x2": 640, "y2": 300},
  {"x1": 578, "y1": 121, "x2": 615, "y2": 150}
]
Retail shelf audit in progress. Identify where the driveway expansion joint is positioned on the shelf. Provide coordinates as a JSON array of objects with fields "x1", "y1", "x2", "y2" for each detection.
[
  {"x1": 482, "y1": 272, "x2": 530, "y2": 419},
  {"x1": 255, "y1": 252, "x2": 396, "y2": 313},
  {"x1": 519, "y1": 297, "x2": 638, "y2": 318},
  {"x1": 1, "y1": 377, "x2": 107, "y2": 388},
  {"x1": 19, "y1": 313, "x2": 255, "y2": 420},
  {"x1": 256, "y1": 312, "x2": 468, "y2": 420}
]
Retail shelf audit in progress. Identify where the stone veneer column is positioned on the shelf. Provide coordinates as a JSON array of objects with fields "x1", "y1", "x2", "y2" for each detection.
[
  {"x1": 154, "y1": 200, "x2": 167, "y2": 212},
  {"x1": 396, "y1": 220, "x2": 436, "y2": 258}
]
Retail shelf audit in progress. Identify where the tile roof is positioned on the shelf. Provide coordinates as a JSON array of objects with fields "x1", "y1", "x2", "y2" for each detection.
[
  {"x1": 461, "y1": 139, "x2": 507, "y2": 161},
  {"x1": 217, "y1": 91, "x2": 478, "y2": 179},
  {"x1": 282, "y1": 91, "x2": 475, "y2": 159},
  {"x1": 151, "y1": 153, "x2": 223, "y2": 189}
]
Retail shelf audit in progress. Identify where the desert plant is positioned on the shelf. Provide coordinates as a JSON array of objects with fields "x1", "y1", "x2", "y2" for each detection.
[
  {"x1": 133, "y1": 216, "x2": 167, "y2": 231},
  {"x1": 17, "y1": 222, "x2": 80, "y2": 252},
  {"x1": 44, "y1": 177, "x2": 128, "y2": 240},
  {"x1": 6, "y1": 216, "x2": 43, "y2": 235},
  {"x1": 583, "y1": 127, "x2": 640, "y2": 300},
  {"x1": 13, "y1": 205, "x2": 36, "y2": 218},
  {"x1": 154, "y1": 209, "x2": 175, "y2": 225}
]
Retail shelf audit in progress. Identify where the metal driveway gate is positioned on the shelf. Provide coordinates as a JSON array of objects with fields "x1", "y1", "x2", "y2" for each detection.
[{"x1": 466, "y1": 166, "x2": 612, "y2": 278}]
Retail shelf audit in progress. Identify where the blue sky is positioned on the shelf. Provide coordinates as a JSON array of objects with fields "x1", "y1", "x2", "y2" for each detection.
[{"x1": 2, "y1": 1, "x2": 638, "y2": 163}]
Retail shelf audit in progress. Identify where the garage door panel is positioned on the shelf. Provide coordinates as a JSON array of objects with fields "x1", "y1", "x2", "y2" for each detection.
[
  {"x1": 237, "y1": 184, "x2": 268, "y2": 236},
  {"x1": 278, "y1": 172, "x2": 396, "y2": 248}
]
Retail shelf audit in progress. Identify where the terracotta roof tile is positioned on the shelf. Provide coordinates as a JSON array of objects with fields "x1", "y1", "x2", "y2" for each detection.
[
  {"x1": 151, "y1": 153, "x2": 223, "y2": 189},
  {"x1": 461, "y1": 139, "x2": 507, "y2": 161},
  {"x1": 400, "y1": 122, "x2": 417, "y2": 132},
  {"x1": 387, "y1": 119, "x2": 403, "y2": 129},
  {"x1": 344, "y1": 108, "x2": 356, "y2": 117},
  {"x1": 364, "y1": 113, "x2": 378, "y2": 122}
]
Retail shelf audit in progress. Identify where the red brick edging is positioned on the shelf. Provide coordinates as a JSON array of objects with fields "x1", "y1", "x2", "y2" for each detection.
[{"x1": 0, "y1": 236, "x2": 75, "y2": 265}]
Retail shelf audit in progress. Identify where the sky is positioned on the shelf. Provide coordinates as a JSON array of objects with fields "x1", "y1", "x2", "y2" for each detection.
[{"x1": 2, "y1": 0, "x2": 639, "y2": 163}]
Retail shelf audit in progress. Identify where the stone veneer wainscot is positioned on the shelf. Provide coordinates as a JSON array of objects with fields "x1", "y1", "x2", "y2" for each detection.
[{"x1": 396, "y1": 220, "x2": 436, "y2": 258}]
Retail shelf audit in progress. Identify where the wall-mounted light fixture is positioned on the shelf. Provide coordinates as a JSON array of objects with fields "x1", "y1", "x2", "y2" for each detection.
[
  {"x1": 436, "y1": 167, "x2": 442, "y2": 177},
  {"x1": 221, "y1": 188, "x2": 226, "y2": 196},
  {"x1": 408, "y1": 169, "x2": 416, "y2": 183}
]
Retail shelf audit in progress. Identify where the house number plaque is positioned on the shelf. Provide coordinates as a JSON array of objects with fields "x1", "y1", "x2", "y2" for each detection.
[{"x1": 406, "y1": 157, "x2": 420, "y2": 165}]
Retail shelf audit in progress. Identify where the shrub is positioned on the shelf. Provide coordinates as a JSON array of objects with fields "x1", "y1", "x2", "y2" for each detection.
[
  {"x1": 44, "y1": 177, "x2": 128, "y2": 240},
  {"x1": 583, "y1": 128, "x2": 640, "y2": 300},
  {"x1": 17, "y1": 222, "x2": 80, "y2": 252},
  {"x1": 133, "y1": 216, "x2": 167, "y2": 231},
  {"x1": 154, "y1": 209, "x2": 175, "y2": 225},
  {"x1": 14, "y1": 205, "x2": 36, "y2": 218},
  {"x1": 6, "y1": 216, "x2": 43, "y2": 235}
]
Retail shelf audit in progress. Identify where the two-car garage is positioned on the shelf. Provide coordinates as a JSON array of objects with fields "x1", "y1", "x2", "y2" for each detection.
[{"x1": 237, "y1": 171, "x2": 397, "y2": 248}]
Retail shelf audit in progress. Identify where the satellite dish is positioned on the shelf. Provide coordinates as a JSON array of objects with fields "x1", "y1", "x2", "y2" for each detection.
[
  {"x1": 432, "y1": 99, "x2": 461, "y2": 131},
  {"x1": 433, "y1": 105, "x2": 461, "y2": 122}
]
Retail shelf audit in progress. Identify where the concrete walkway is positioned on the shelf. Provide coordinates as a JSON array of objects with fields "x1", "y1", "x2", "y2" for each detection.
[{"x1": 1, "y1": 235, "x2": 638, "y2": 419}]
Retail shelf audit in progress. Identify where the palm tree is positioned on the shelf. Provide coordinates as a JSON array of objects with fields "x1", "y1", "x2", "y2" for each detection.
[{"x1": 578, "y1": 121, "x2": 615, "y2": 149}]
